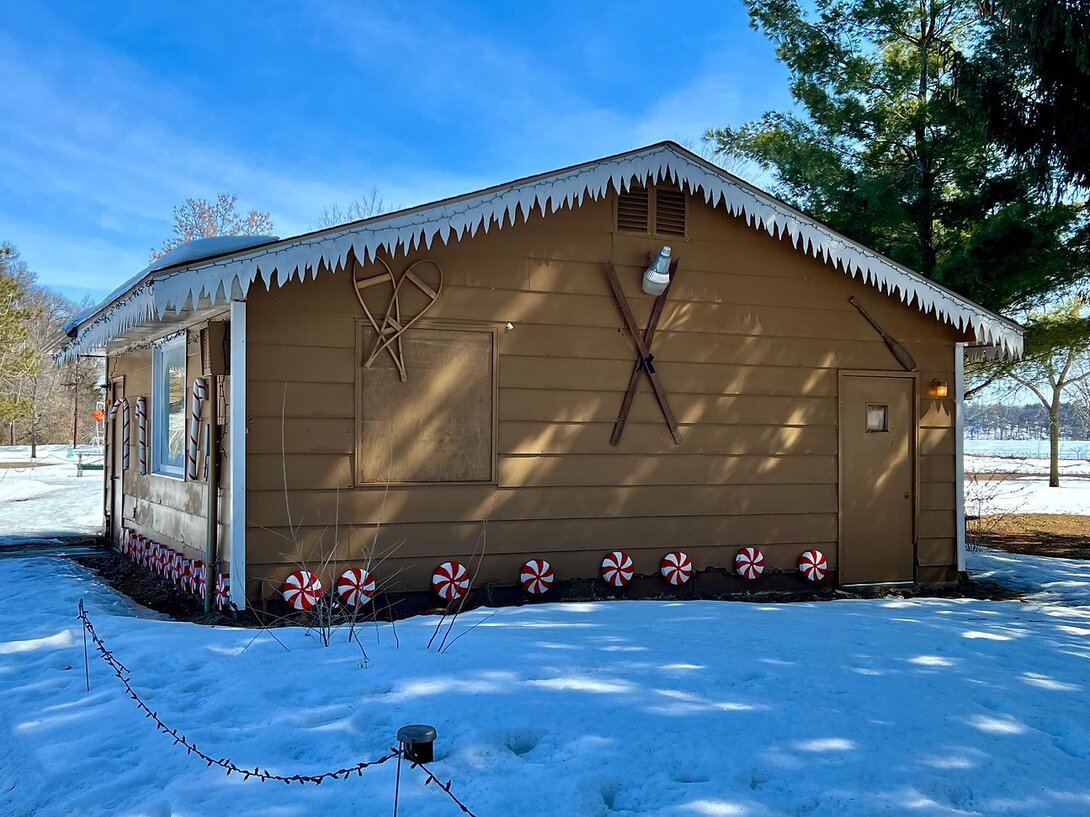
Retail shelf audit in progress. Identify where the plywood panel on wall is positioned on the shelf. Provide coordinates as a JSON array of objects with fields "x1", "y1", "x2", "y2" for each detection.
[{"x1": 357, "y1": 324, "x2": 495, "y2": 483}]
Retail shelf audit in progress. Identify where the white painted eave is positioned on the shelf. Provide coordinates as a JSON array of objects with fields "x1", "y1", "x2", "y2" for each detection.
[{"x1": 57, "y1": 141, "x2": 1024, "y2": 362}]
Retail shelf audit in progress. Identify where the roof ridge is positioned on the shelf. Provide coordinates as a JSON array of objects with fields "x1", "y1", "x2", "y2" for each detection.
[{"x1": 59, "y1": 141, "x2": 1022, "y2": 361}]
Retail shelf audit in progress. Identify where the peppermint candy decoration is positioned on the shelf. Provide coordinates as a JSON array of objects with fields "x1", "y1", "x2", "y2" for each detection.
[
  {"x1": 170, "y1": 551, "x2": 183, "y2": 584},
  {"x1": 190, "y1": 560, "x2": 205, "y2": 596},
  {"x1": 281, "y1": 570, "x2": 323, "y2": 610},
  {"x1": 179, "y1": 559, "x2": 192, "y2": 592},
  {"x1": 132, "y1": 536, "x2": 145, "y2": 563},
  {"x1": 161, "y1": 547, "x2": 171, "y2": 578},
  {"x1": 734, "y1": 547, "x2": 765, "y2": 580},
  {"x1": 798, "y1": 549, "x2": 828, "y2": 582},
  {"x1": 600, "y1": 551, "x2": 634, "y2": 587},
  {"x1": 660, "y1": 551, "x2": 693, "y2": 585},
  {"x1": 432, "y1": 561, "x2": 470, "y2": 601},
  {"x1": 337, "y1": 568, "x2": 376, "y2": 606},
  {"x1": 520, "y1": 559, "x2": 554, "y2": 595},
  {"x1": 147, "y1": 541, "x2": 159, "y2": 570},
  {"x1": 215, "y1": 573, "x2": 230, "y2": 610},
  {"x1": 120, "y1": 528, "x2": 131, "y2": 556}
]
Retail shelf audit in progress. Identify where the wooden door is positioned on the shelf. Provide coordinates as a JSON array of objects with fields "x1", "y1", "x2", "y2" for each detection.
[{"x1": 839, "y1": 373, "x2": 915, "y2": 585}]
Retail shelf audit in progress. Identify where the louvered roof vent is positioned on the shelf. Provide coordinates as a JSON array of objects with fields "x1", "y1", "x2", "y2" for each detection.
[
  {"x1": 655, "y1": 187, "x2": 686, "y2": 236},
  {"x1": 617, "y1": 184, "x2": 649, "y2": 233}
]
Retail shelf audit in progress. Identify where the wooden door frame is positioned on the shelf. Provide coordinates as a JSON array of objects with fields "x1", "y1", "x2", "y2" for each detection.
[
  {"x1": 106, "y1": 373, "x2": 126, "y2": 542},
  {"x1": 837, "y1": 369, "x2": 920, "y2": 586}
]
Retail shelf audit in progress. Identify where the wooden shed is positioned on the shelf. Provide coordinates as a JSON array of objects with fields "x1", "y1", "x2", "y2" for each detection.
[{"x1": 60, "y1": 142, "x2": 1023, "y2": 611}]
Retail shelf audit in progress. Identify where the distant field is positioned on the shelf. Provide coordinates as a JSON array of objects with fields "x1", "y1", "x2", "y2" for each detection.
[{"x1": 965, "y1": 439, "x2": 1090, "y2": 459}]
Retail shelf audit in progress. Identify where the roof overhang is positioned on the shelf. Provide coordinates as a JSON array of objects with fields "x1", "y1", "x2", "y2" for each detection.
[{"x1": 57, "y1": 142, "x2": 1023, "y2": 362}]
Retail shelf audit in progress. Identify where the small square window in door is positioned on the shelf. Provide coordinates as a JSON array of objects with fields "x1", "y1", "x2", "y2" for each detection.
[{"x1": 865, "y1": 404, "x2": 889, "y2": 433}]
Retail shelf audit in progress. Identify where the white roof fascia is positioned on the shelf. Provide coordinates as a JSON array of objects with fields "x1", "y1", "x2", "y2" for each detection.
[{"x1": 58, "y1": 142, "x2": 1023, "y2": 362}]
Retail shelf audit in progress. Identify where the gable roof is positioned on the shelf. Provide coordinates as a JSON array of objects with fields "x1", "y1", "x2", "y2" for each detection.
[{"x1": 59, "y1": 141, "x2": 1023, "y2": 361}]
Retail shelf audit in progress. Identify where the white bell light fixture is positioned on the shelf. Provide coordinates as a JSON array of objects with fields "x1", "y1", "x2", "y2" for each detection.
[{"x1": 642, "y1": 245, "x2": 672, "y2": 296}]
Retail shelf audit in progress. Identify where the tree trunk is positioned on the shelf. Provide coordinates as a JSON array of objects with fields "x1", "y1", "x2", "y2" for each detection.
[
  {"x1": 30, "y1": 424, "x2": 37, "y2": 459},
  {"x1": 1049, "y1": 401, "x2": 1061, "y2": 487}
]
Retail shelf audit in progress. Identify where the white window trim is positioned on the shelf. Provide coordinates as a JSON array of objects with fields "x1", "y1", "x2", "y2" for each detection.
[{"x1": 152, "y1": 335, "x2": 186, "y2": 479}]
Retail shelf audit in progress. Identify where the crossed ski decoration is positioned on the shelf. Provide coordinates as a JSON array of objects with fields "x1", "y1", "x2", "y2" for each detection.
[{"x1": 605, "y1": 258, "x2": 683, "y2": 446}]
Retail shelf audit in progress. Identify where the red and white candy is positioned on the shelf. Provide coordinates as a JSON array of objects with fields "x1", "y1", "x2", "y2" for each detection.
[
  {"x1": 159, "y1": 547, "x2": 175, "y2": 578},
  {"x1": 660, "y1": 551, "x2": 693, "y2": 585},
  {"x1": 282, "y1": 570, "x2": 323, "y2": 610},
  {"x1": 179, "y1": 559, "x2": 192, "y2": 591},
  {"x1": 600, "y1": 551, "x2": 634, "y2": 587},
  {"x1": 734, "y1": 547, "x2": 765, "y2": 580},
  {"x1": 191, "y1": 560, "x2": 205, "y2": 596},
  {"x1": 520, "y1": 559, "x2": 554, "y2": 595},
  {"x1": 215, "y1": 573, "x2": 230, "y2": 610},
  {"x1": 432, "y1": 561, "x2": 470, "y2": 601},
  {"x1": 337, "y1": 568, "x2": 376, "y2": 606},
  {"x1": 186, "y1": 378, "x2": 207, "y2": 481},
  {"x1": 798, "y1": 549, "x2": 828, "y2": 582}
]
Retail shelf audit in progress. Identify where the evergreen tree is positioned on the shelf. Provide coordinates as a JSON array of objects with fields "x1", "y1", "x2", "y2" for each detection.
[
  {"x1": 956, "y1": 0, "x2": 1090, "y2": 190},
  {"x1": 706, "y1": 0, "x2": 1089, "y2": 312},
  {"x1": 0, "y1": 244, "x2": 36, "y2": 436}
]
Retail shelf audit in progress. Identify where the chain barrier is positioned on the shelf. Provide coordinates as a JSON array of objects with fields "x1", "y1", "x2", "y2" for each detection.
[
  {"x1": 411, "y1": 758, "x2": 480, "y2": 816},
  {"x1": 76, "y1": 600, "x2": 480, "y2": 813}
]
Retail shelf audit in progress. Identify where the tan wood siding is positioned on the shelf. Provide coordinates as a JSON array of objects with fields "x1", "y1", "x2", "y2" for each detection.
[{"x1": 242, "y1": 187, "x2": 966, "y2": 597}]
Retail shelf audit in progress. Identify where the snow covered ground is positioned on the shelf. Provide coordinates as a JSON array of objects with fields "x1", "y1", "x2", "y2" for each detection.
[
  {"x1": 0, "y1": 445, "x2": 104, "y2": 545},
  {"x1": 3, "y1": 556, "x2": 1090, "y2": 817},
  {"x1": 967, "y1": 547, "x2": 1090, "y2": 607},
  {"x1": 964, "y1": 475, "x2": 1090, "y2": 517},
  {"x1": 0, "y1": 440, "x2": 1087, "y2": 815},
  {"x1": 964, "y1": 441, "x2": 1090, "y2": 516}
]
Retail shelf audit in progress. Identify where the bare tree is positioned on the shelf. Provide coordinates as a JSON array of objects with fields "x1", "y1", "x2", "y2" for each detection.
[
  {"x1": 152, "y1": 194, "x2": 274, "y2": 260},
  {"x1": 3, "y1": 270, "x2": 101, "y2": 453},
  {"x1": 314, "y1": 189, "x2": 388, "y2": 229},
  {"x1": 980, "y1": 297, "x2": 1090, "y2": 486}
]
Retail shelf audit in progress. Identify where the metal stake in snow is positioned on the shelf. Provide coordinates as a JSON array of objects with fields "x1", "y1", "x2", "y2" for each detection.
[{"x1": 79, "y1": 598, "x2": 90, "y2": 692}]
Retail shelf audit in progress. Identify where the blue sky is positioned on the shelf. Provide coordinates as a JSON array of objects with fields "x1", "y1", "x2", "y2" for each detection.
[{"x1": 1, "y1": 2, "x2": 790, "y2": 303}]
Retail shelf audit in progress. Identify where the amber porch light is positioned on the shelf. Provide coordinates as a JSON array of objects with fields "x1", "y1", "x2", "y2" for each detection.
[{"x1": 929, "y1": 379, "x2": 949, "y2": 398}]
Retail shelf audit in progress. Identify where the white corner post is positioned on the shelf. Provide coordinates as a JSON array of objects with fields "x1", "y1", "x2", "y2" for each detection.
[
  {"x1": 229, "y1": 299, "x2": 247, "y2": 608},
  {"x1": 954, "y1": 342, "x2": 967, "y2": 573}
]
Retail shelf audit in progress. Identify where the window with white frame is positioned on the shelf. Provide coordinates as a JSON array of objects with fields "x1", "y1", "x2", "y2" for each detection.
[{"x1": 152, "y1": 336, "x2": 187, "y2": 477}]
